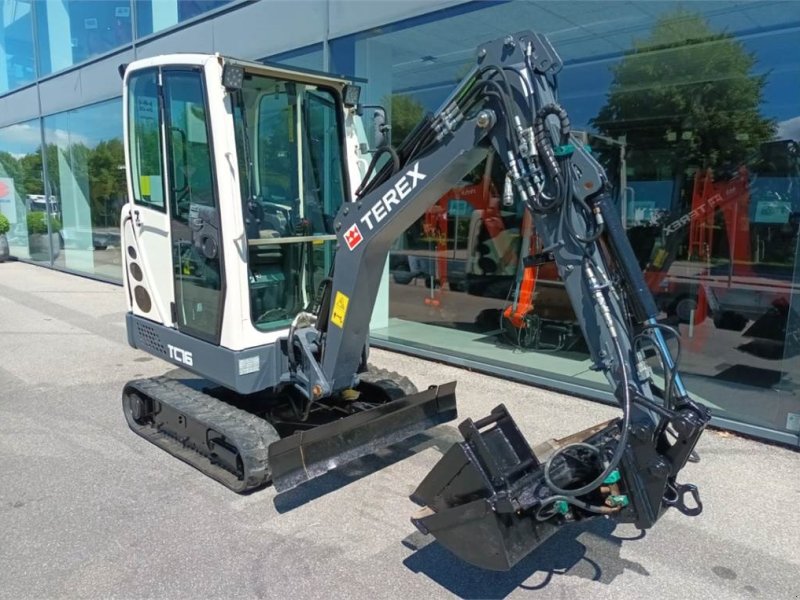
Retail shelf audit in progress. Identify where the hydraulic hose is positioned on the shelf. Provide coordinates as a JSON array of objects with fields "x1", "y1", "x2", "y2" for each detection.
[
  {"x1": 535, "y1": 494, "x2": 619, "y2": 521},
  {"x1": 355, "y1": 145, "x2": 400, "y2": 198},
  {"x1": 542, "y1": 262, "x2": 632, "y2": 498}
]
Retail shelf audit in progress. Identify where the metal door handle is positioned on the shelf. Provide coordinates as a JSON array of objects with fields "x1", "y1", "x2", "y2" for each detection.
[{"x1": 133, "y1": 209, "x2": 142, "y2": 227}]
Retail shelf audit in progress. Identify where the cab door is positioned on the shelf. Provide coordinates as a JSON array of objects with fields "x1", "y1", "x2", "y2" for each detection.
[
  {"x1": 161, "y1": 68, "x2": 225, "y2": 345},
  {"x1": 125, "y1": 68, "x2": 173, "y2": 324}
]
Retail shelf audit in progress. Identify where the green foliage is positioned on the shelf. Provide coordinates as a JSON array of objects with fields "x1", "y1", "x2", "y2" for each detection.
[
  {"x1": 0, "y1": 212, "x2": 9, "y2": 235},
  {"x1": 26, "y1": 211, "x2": 46, "y2": 234},
  {"x1": 388, "y1": 94, "x2": 426, "y2": 145},
  {"x1": 0, "y1": 150, "x2": 23, "y2": 182},
  {"x1": 83, "y1": 138, "x2": 126, "y2": 226},
  {"x1": 19, "y1": 151, "x2": 45, "y2": 195},
  {"x1": 591, "y1": 9, "x2": 774, "y2": 174},
  {"x1": 26, "y1": 211, "x2": 61, "y2": 234},
  {"x1": 0, "y1": 137, "x2": 127, "y2": 232}
]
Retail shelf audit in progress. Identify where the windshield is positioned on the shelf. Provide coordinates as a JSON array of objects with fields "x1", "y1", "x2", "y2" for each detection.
[
  {"x1": 232, "y1": 72, "x2": 346, "y2": 236},
  {"x1": 231, "y1": 70, "x2": 346, "y2": 330}
]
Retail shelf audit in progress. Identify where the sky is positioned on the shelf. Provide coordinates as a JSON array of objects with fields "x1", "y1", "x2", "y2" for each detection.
[{"x1": 0, "y1": 99, "x2": 119, "y2": 157}]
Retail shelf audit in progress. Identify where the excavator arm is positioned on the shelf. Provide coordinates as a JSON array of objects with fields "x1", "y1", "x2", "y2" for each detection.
[{"x1": 304, "y1": 30, "x2": 710, "y2": 570}]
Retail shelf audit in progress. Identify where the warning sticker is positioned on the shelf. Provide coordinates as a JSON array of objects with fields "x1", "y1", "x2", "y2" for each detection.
[{"x1": 330, "y1": 291, "x2": 349, "y2": 328}]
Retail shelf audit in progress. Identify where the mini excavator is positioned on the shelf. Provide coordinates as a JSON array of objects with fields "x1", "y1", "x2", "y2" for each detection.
[{"x1": 120, "y1": 31, "x2": 710, "y2": 571}]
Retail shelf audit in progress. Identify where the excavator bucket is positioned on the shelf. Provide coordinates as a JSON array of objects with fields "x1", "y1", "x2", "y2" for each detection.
[
  {"x1": 410, "y1": 405, "x2": 621, "y2": 571},
  {"x1": 410, "y1": 404, "x2": 553, "y2": 571},
  {"x1": 269, "y1": 382, "x2": 457, "y2": 493}
]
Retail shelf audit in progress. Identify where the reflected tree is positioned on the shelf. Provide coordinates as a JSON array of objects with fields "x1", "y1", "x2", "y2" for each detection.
[
  {"x1": 388, "y1": 93, "x2": 425, "y2": 145},
  {"x1": 592, "y1": 9, "x2": 774, "y2": 177},
  {"x1": 18, "y1": 150, "x2": 45, "y2": 195},
  {"x1": 88, "y1": 139, "x2": 126, "y2": 227},
  {"x1": 591, "y1": 9, "x2": 776, "y2": 268},
  {"x1": 0, "y1": 151, "x2": 25, "y2": 193},
  {"x1": 0, "y1": 139, "x2": 126, "y2": 230}
]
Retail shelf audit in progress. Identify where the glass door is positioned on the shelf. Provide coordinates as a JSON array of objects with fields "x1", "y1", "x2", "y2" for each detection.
[{"x1": 162, "y1": 68, "x2": 224, "y2": 344}]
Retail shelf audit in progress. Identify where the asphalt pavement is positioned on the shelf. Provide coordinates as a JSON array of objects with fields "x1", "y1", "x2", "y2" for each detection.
[{"x1": 0, "y1": 261, "x2": 798, "y2": 600}]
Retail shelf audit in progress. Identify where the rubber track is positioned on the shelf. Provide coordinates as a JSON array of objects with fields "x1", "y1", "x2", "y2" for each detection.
[
  {"x1": 123, "y1": 376, "x2": 279, "y2": 493},
  {"x1": 124, "y1": 368, "x2": 419, "y2": 493},
  {"x1": 360, "y1": 365, "x2": 418, "y2": 399}
]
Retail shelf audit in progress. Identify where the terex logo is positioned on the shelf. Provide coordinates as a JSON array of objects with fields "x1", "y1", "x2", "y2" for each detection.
[
  {"x1": 343, "y1": 223, "x2": 363, "y2": 250},
  {"x1": 168, "y1": 344, "x2": 193, "y2": 366},
  {"x1": 359, "y1": 161, "x2": 426, "y2": 231}
]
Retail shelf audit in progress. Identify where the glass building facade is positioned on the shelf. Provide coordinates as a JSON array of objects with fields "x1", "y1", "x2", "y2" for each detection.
[
  {"x1": 135, "y1": 0, "x2": 232, "y2": 38},
  {"x1": 43, "y1": 98, "x2": 125, "y2": 280},
  {"x1": 0, "y1": 118, "x2": 48, "y2": 263},
  {"x1": 0, "y1": 0, "x2": 798, "y2": 446},
  {"x1": 1, "y1": 0, "x2": 35, "y2": 93}
]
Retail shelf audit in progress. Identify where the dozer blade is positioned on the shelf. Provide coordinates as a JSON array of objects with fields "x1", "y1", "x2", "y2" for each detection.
[{"x1": 269, "y1": 382, "x2": 457, "y2": 493}]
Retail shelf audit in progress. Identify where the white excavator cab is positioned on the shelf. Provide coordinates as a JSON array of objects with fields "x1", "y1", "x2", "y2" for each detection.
[
  {"x1": 121, "y1": 54, "x2": 365, "y2": 355},
  {"x1": 119, "y1": 54, "x2": 457, "y2": 498}
]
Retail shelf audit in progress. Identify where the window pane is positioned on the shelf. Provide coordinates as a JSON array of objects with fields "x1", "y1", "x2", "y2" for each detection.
[
  {"x1": 128, "y1": 70, "x2": 165, "y2": 211},
  {"x1": 163, "y1": 69, "x2": 223, "y2": 343},
  {"x1": 0, "y1": 119, "x2": 47, "y2": 262},
  {"x1": 265, "y1": 43, "x2": 324, "y2": 72},
  {"x1": 232, "y1": 72, "x2": 345, "y2": 331},
  {"x1": 330, "y1": 1, "x2": 800, "y2": 439},
  {"x1": 35, "y1": 0, "x2": 132, "y2": 76},
  {"x1": 135, "y1": 0, "x2": 231, "y2": 38},
  {"x1": 305, "y1": 90, "x2": 346, "y2": 221},
  {"x1": 164, "y1": 71, "x2": 215, "y2": 214},
  {"x1": 1, "y1": 0, "x2": 36, "y2": 93},
  {"x1": 43, "y1": 98, "x2": 125, "y2": 281}
]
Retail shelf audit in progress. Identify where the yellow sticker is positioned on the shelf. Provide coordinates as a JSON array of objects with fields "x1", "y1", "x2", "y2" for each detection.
[
  {"x1": 330, "y1": 291, "x2": 349, "y2": 328},
  {"x1": 653, "y1": 248, "x2": 668, "y2": 269},
  {"x1": 140, "y1": 175, "x2": 151, "y2": 196}
]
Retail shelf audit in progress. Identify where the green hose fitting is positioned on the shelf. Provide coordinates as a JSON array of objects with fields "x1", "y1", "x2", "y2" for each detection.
[
  {"x1": 603, "y1": 470, "x2": 621, "y2": 485},
  {"x1": 608, "y1": 494, "x2": 630, "y2": 507},
  {"x1": 553, "y1": 143, "x2": 575, "y2": 157},
  {"x1": 555, "y1": 500, "x2": 569, "y2": 515}
]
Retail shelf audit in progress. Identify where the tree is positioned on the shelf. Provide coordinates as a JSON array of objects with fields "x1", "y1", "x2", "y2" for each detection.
[
  {"x1": 388, "y1": 94, "x2": 425, "y2": 145},
  {"x1": 18, "y1": 151, "x2": 44, "y2": 195},
  {"x1": 592, "y1": 9, "x2": 774, "y2": 177},
  {"x1": 88, "y1": 138, "x2": 126, "y2": 227},
  {"x1": 0, "y1": 151, "x2": 23, "y2": 183},
  {"x1": 42, "y1": 144, "x2": 58, "y2": 199}
]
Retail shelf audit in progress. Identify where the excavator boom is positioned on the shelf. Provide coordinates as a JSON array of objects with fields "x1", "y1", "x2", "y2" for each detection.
[{"x1": 299, "y1": 31, "x2": 710, "y2": 570}]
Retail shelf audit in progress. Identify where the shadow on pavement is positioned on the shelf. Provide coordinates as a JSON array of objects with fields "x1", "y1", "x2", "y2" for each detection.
[
  {"x1": 273, "y1": 425, "x2": 463, "y2": 513},
  {"x1": 402, "y1": 518, "x2": 650, "y2": 599}
]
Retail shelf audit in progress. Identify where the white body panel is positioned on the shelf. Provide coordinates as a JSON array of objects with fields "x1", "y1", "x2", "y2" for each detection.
[{"x1": 122, "y1": 53, "x2": 370, "y2": 351}]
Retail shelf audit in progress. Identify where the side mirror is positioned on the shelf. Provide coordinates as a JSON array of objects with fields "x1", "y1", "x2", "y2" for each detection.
[
  {"x1": 357, "y1": 104, "x2": 390, "y2": 150},
  {"x1": 372, "y1": 108, "x2": 390, "y2": 149}
]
